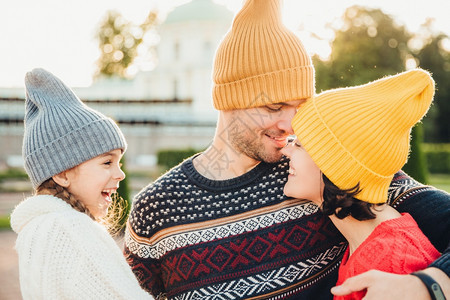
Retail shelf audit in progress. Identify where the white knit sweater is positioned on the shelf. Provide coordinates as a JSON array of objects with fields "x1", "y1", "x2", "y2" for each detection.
[{"x1": 10, "y1": 195, "x2": 153, "y2": 300}]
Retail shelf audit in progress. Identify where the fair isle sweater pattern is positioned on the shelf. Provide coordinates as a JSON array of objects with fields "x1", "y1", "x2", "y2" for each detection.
[
  {"x1": 386, "y1": 171, "x2": 433, "y2": 207},
  {"x1": 124, "y1": 157, "x2": 436, "y2": 300},
  {"x1": 126, "y1": 199, "x2": 320, "y2": 260},
  {"x1": 125, "y1": 156, "x2": 346, "y2": 299},
  {"x1": 126, "y1": 201, "x2": 345, "y2": 299}
]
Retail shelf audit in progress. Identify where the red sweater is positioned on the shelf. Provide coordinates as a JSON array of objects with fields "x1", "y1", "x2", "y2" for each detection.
[{"x1": 335, "y1": 213, "x2": 441, "y2": 300}]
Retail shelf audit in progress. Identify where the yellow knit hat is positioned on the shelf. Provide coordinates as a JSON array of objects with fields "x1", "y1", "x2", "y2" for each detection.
[
  {"x1": 212, "y1": 0, "x2": 315, "y2": 110},
  {"x1": 292, "y1": 69, "x2": 435, "y2": 204}
]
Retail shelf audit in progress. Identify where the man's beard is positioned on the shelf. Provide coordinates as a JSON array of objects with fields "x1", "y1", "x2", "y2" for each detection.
[{"x1": 229, "y1": 128, "x2": 285, "y2": 163}]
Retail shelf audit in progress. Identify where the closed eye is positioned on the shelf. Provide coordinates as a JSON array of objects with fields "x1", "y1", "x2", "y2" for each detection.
[
  {"x1": 288, "y1": 137, "x2": 303, "y2": 148},
  {"x1": 266, "y1": 104, "x2": 283, "y2": 112}
]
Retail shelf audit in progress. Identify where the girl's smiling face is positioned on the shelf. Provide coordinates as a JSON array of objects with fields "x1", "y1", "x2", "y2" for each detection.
[
  {"x1": 281, "y1": 139, "x2": 323, "y2": 204},
  {"x1": 62, "y1": 149, "x2": 125, "y2": 219}
]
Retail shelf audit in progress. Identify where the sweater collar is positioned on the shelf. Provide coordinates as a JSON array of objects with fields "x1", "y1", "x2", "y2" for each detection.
[
  {"x1": 10, "y1": 195, "x2": 74, "y2": 234},
  {"x1": 181, "y1": 154, "x2": 288, "y2": 191}
]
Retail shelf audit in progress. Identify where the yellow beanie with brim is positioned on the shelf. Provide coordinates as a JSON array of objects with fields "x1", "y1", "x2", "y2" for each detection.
[
  {"x1": 292, "y1": 69, "x2": 435, "y2": 204},
  {"x1": 212, "y1": 0, "x2": 315, "y2": 110}
]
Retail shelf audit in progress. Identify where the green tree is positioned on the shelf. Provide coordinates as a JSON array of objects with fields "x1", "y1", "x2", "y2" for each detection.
[
  {"x1": 314, "y1": 6, "x2": 411, "y2": 92},
  {"x1": 313, "y1": 6, "x2": 432, "y2": 180},
  {"x1": 116, "y1": 154, "x2": 131, "y2": 227},
  {"x1": 403, "y1": 124, "x2": 429, "y2": 184},
  {"x1": 117, "y1": 154, "x2": 130, "y2": 201},
  {"x1": 95, "y1": 10, "x2": 157, "y2": 78},
  {"x1": 414, "y1": 28, "x2": 450, "y2": 142}
]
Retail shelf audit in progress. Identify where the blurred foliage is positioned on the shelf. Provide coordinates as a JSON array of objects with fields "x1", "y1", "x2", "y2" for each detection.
[
  {"x1": 423, "y1": 143, "x2": 450, "y2": 174},
  {"x1": 116, "y1": 154, "x2": 131, "y2": 228},
  {"x1": 313, "y1": 6, "x2": 450, "y2": 181},
  {"x1": 314, "y1": 6, "x2": 450, "y2": 144},
  {"x1": 0, "y1": 215, "x2": 10, "y2": 229},
  {"x1": 403, "y1": 124, "x2": 429, "y2": 184},
  {"x1": 314, "y1": 6, "x2": 410, "y2": 91},
  {"x1": 157, "y1": 148, "x2": 200, "y2": 171},
  {"x1": 95, "y1": 10, "x2": 158, "y2": 78},
  {"x1": 414, "y1": 25, "x2": 450, "y2": 142},
  {"x1": 117, "y1": 154, "x2": 130, "y2": 201},
  {"x1": 428, "y1": 174, "x2": 450, "y2": 193},
  {"x1": 0, "y1": 168, "x2": 28, "y2": 181}
]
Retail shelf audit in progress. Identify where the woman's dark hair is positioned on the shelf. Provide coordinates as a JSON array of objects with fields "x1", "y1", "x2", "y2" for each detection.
[{"x1": 321, "y1": 174, "x2": 382, "y2": 221}]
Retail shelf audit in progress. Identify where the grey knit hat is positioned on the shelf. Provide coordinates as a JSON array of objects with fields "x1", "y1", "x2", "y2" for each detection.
[{"x1": 23, "y1": 68, "x2": 127, "y2": 189}]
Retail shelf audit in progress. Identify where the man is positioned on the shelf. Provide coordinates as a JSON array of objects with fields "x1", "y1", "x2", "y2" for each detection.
[{"x1": 125, "y1": 0, "x2": 449, "y2": 299}]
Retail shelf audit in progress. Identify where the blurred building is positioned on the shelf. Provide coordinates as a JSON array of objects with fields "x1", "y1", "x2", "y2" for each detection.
[
  {"x1": 135, "y1": 0, "x2": 234, "y2": 123},
  {"x1": 74, "y1": 0, "x2": 234, "y2": 124},
  {"x1": 0, "y1": 0, "x2": 233, "y2": 169}
]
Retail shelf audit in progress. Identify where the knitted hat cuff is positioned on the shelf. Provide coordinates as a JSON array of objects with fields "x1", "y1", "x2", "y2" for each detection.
[
  {"x1": 213, "y1": 65, "x2": 314, "y2": 110},
  {"x1": 293, "y1": 99, "x2": 392, "y2": 204},
  {"x1": 24, "y1": 118, "x2": 127, "y2": 189}
]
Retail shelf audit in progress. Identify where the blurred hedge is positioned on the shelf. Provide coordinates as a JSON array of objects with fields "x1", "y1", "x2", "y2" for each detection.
[
  {"x1": 157, "y1": 148, "x2": 201, "y2": 170},
  {"x1": 155, "y1": 144, "x2": 450, "y2": 175},
  {"x1": 0, "y1": 215, "x2": 10, "y2": 229},
  {"x1": 116, "y1": 154, "x2": 131, "y2": 229},
  {"x1": 423, "y1": 143, "x2": 450, "y2": 174},
  {"x1": 0, "y1": 168, "x2": 28, "y2": 181},
  {"x1": 403, "y1": 124, "x2": 428, "y2": 184}
]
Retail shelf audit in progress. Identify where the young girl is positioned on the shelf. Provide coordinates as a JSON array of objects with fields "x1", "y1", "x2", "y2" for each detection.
[
  {"x1": 281, "y1": 69, "x2": 443, "y2": 300},
  {"x1": 10, "y1": 68, "x2": 153, "y2": 299}
]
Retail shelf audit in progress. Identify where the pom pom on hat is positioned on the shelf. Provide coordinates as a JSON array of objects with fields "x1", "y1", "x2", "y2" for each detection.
[
  {"x1": 292, "y1": 69, "x2": 435, "y2": 204},
  {"x1": 212, "y1": 0, "x2": 315, "y2": 110},
  {"x1": 23, "y1": 68, "x2": 127, "y2": 189}
]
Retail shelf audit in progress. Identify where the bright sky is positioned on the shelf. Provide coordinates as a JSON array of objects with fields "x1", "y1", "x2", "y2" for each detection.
[{"x1": 1, "y1": 0, "x2": 449, "y2": 88}]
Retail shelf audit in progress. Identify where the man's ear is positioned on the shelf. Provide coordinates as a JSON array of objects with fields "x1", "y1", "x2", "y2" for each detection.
[{"x1": 52, "y1": 171, "x2": 70, "y2": 187}]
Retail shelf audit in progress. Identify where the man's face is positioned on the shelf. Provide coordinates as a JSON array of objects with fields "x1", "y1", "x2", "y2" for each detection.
[{"x1": 223, "y1": 99, "x2": 306, "y2": 163}]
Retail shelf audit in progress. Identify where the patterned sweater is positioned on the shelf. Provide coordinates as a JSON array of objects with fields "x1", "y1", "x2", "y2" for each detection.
[
  {"x1": 335, "y1": 213, "x2": 441, "y2": 300},
  {"x1": 125, "y1": 155, "x2": 450, "y2": 300}
]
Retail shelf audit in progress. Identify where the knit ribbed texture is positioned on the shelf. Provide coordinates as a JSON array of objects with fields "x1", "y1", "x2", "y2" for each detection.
[
  {"x1": 125, "y1": 156, "x2": 346, "y2": 299},
  {"x1": 124, "y1": 155, "x2": 449, "y2": 299},
  {"x1": 336, "y1": 213, "x2": 441, "y2": 300},
  {"x1": 292, "y1": 69, "x2": 435, "y2": 203},
  {"x1": 212, "y1": 0, "x2": 314, "y2": 110},
  {"x1": 23, "y1": 68, "x2": 127, "y2": 188},
  {"x1": 10, "y1": 195, "x2": 153, "y2": 299}
]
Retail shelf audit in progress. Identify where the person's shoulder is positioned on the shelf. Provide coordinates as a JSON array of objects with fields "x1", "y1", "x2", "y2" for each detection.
[
  {"x1": 388, "y1": 170, "x2": 450, "y2": 207},
  {"x1": 388, "y1": 171, "x2": 432, "y2": 204},
  {"x1": 11, "y1": 194, "x2": 87, "y2": 233},
  {"x1": 135, "y1": 158, "x2": 191, "y2": 199},
  {"x1": 130, "y1": 157, "x2": 194, "y2": 232},
  {"x1": 49, "y1": 209, "x2": 117, "y2": 257},
  {"x1": 30, "y1": 199, "x2": 103, "y2": 240},
  {"x1": 256, "y1": 155, "x2": 290, "y2": 183},
  {"x1": 14, "y1": 201, "x2": 100, "y2": 257},
  {"x1": 49, "y1": 207, "x2": 100, "y2": 241}
]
